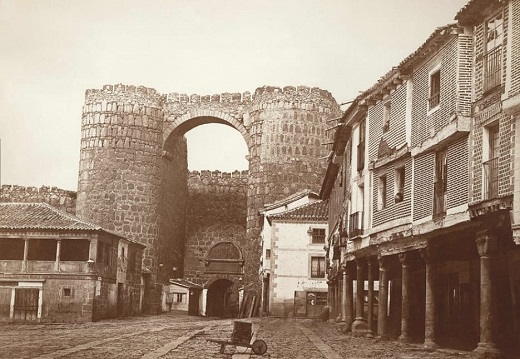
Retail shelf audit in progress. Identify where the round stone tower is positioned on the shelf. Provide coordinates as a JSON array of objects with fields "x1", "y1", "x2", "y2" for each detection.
[
  {"x1": 76, "y1": 84, "x2": 174, "y2": 274},
  {"x1": 243, "y1": 85, "x2": 341, "y2": 288}
]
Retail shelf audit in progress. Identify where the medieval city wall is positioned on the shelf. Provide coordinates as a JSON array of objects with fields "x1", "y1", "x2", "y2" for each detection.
[
  {"x1": 0, "y1": 185, "x2": 77, "y2": 214},
  {"x1": 73, "y1": 83, "x2": 340, "y2": 311},
  {"x1": 183, "y1": 170, "x2": 248, "y2": 285}
]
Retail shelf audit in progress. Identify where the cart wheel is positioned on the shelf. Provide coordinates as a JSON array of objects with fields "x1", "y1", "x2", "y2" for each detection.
[{"x1": 251, "y1": 339, "x2": 267, "y2": 355}]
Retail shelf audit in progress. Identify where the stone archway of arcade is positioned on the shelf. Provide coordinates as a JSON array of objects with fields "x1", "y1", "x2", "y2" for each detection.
[{"x1": 75, "y1": 84, "x2": 341, "y2": 314}]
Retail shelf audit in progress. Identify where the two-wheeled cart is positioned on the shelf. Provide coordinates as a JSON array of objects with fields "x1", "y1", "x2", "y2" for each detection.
[{"x1": 207, "y1": 320, "x2": 267, "y2": 355}]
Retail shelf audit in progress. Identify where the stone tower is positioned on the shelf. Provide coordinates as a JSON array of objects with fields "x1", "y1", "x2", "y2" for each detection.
[{"x1": 76, "y1": 83, "x2": 340, "y2": 312}]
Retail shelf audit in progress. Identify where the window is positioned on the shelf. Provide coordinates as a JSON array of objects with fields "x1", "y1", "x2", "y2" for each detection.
[
  {"x1": 383, "y1": 101, "x2": 391, "y2": 133},
  {"x1": 378, "y1": 175, "x2": 387, "y2": 210},
  {"x1": 311, "y1": 228, "x2": 325, "y2": 244},
  {"x1": 357, "y1": 120, "x2": 366, "y2": 172},
  {"x1": 63, "y1": 288, "x2": 71, "y2": 297},
  {"x1": 265, "y1": 249, "x2": 271, "y2": 259},
  {"x1": 429, "y1": 69, "x2": 441, "y2": 110},
  {"x1": 310, "y1": 257, "x2": 326, "y2": 278},
  {"x1": 395, "y1": 167, "x2": 405, "y2": 203},
  {"x1": 434, "y1": 149, "x2": 447, "y2": 216},
  {"x1": 97, "y1": 241, "x2": 112, "y2": 266},
  {"x1": 483, "y1": 124, "x2": 500, "y2": 199},
  {"x1": 175, "y1": 293, "x2": 184, "y2": 303},
  {"x1": 61, "y1": 239, "x2": 90, "y2": 261},
  {"x1": 483, "y1": 11, "x2": 503, "y2": 92}
]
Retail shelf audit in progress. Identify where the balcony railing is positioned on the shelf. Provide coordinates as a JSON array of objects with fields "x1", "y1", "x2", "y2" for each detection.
[
  {"x1": 349, "y1": 211, "x2": 364, "y2": 238},
  {"x1": 433, "y1": 180, "x2": 446, "y2": 217},
  {"x1": 428, "y1": 91, "x2": 440, "y2": 109},
  {"x1": 483, "y1": 46, "x2": 502, "y2": 92},
  {"x1": 483, "y1": 157, "x2": 499, "y2": 200}
]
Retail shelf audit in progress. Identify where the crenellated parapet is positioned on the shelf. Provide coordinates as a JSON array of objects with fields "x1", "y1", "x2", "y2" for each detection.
[
  {"x1": 188, "y1": 170, "x2": 248, "y2": 196},
  {"x1": 251, "y1": 85, "x2": 338, "y2": 112},
  {"x1": 0, "y1": 185, "x2": 77, "y2": 214}
]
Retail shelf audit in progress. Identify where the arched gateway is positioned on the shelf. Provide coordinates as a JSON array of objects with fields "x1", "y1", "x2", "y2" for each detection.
[{"x1": 75, "y1": 84, "x2": 340, "y2": 314}]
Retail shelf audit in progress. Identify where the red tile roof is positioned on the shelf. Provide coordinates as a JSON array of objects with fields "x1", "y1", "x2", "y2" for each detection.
[{"x1": 268, "y1": 200, "x2": 328, "y2": 222}]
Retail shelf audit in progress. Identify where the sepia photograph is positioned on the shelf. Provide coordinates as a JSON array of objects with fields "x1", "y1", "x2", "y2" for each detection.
[{"x1": 0, "y1": 0, "x2": 519, "y2": 358}]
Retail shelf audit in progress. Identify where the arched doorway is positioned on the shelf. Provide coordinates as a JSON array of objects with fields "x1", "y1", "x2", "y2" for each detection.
[{"x1": 206, "y1": 279, "x2": 237, "y2": 318}]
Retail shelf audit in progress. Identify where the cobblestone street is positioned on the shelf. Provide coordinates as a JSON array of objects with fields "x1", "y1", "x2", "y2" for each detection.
[{"x1": 0, "y1": 312, "x2": 485, "y2": 359}]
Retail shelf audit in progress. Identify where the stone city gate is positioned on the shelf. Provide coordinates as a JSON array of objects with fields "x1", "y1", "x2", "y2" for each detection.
[{"x1": 75, "y1": 83, "x2": 341, "y2": 313}]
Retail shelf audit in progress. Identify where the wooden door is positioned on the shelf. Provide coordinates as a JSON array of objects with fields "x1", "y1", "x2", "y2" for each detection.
[{"x1": 14, "y1": 288, "x2": 39, "y2": 321}]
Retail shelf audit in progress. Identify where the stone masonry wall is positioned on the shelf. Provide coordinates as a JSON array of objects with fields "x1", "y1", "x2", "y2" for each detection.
[
  {"x1": 76, "y1": 83, "x2": 340, "y2": 309},
  {"x1": 246, "y1": 86, "x2": 341, "y2": 293},
  {"x1": 0, "y1": 185, "x2": 76, "y2": 214},
  {"x1": 184, "y1": 170, "x2": 248, "y2": 286}
]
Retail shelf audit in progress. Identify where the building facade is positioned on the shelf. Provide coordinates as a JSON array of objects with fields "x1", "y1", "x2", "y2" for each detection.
[
  {"x1": 260, "y1": 191, "x2": 328, "y2": 318},
  {"x1": 322, "y1": 4, "x2": 520, "y2": 357},
  {"x1": 0, "y1": 203, "x2": 145, "y2": 322}
]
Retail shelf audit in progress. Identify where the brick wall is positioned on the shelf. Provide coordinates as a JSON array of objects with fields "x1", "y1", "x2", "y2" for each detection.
[
  {"x1": 411, "y1": 37, "x2": 459, "y2": 147},
  {"x1": 368, "y1": 83, "x2": 408, "y2": 162},
  {"x1": 372, "y1": 158, "x2": 412, "y2": 227},
  {"x1": 447, "y1": 137, "x2": 470, "y2": 209},
  {"x1": 510, "y1": 0, "x2": 520, "y2": 96},
  {"x1": 413, "y1": 153, "x2": 435, "y2": 221}
]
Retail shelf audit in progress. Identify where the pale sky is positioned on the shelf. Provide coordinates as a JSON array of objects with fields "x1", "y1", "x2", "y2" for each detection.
[{"x1": 0, "y1": 0, "x2": 469, "y2": 191}]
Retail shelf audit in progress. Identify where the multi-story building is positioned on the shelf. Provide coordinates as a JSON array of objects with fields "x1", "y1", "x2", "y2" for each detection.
[
  {"x1": 0, "y1": 203, "x2": 145, "y2": 322},
  {"x1": 322, "y1": 3, "x2": 520, "y2": 356},
  {"x1": 259, "y1": 191, "x2": 328, "y2": 318}
]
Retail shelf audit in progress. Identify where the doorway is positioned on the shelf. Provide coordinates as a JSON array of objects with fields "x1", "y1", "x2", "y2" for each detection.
[{"x1": 206, "y1": 279, "x2": 236, "y2": 318}]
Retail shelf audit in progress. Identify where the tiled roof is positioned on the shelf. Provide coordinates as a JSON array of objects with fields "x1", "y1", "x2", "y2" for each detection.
[
  {"x1": 268, "y1": 200, "x2": 328, "y2": 222},
  {"x1": 0, "y1": 202, "x2": 104, "y2": 231},
  {"x1": 262, "y1": 189, "x2": 319, "y2": 212},
  {"x1": 169, "y1": 278, "x2": 202, "y2": 289},
  {"x1": 455, "y1": 0, "x2": 502, "y2": 25}
]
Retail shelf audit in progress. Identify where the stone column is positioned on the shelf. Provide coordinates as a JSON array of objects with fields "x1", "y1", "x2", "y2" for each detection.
[
  {"x1": 367, "y1": 257, "x2": 375, "y2": 336},
  {"x1": 54, "y1": 238, "x2": 61, "y2": 272},
  {"x1": 420, "y1": 247, "x2": 438, "y2": 350},
  {"x1": 329, "y1": 282, "x2": 336, "y2": 319},
  {"x1": 9, "y1": 287, "x2": 15, "y2": 320},
  {"x1": 345, "y1": 265, "x2": 354, "y2": 330},
  {"x1": 377, "y1": 255, "x2": 389, "y2": 338},
  {"x1": 398, "y1": 252, "x2": 412, "y2": 343},
  {"x1": 22, "y1": 236, "x2": 29, "y2": 272},
  {"x1": 352, "y1": 257, "x2": 369, "y2": 335},
  {"x1": 474, "y1": 232, "x2": 503, "y2": 358},
  {"x1": 341, "y1": 268, "x2": 348, "y2": 322}
]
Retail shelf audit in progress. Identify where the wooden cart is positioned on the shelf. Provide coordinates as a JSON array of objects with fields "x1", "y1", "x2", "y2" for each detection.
[{"x1": 207, "y1": 320, "x2": 268, "y2": 355}]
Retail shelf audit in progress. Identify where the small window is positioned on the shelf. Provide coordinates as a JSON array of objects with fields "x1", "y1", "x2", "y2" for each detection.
[
  {"x1": 310, "y1": 256, "x2": 326, "y2": 278},
  {"x1": 395, "y1": 167, "x2": 405, "y2": 203},
  {"x1": 429, "y1": 69, "x2": 441, "y2": 110},
  {"x1": 378, "y1": 175, "x2": 387, "y2": 210},
  {"x1": 265, "y1": 249, "x2": 271, "y2": 259},
  {"x1": 175, "y1": 293, "x2": 184, "y2": 303},
  {"x1": 62, "y1": 286, "x2": 73, "y2": 298},
  {"x1": 311, "y1": 228, "x2": 326, "y2": 244},
  {"x1": 383, "y1": 101, "x2": 391, "y2": 133}
]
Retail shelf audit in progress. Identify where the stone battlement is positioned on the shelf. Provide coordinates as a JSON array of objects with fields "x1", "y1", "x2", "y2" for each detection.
[
  {"x1": 84, "y1": 84, "x2": 337, "y2": 108},
  {"x1": 188, "y1": 170, "x2": 249, "y2": 179},
  {"x1": 0, "y1": 185, "x2": 77, "y2": 214}
]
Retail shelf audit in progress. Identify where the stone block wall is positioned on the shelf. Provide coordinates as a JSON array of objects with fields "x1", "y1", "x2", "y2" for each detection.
[
  {"x1": 0, "y1": 185, "x2": 76, "y2": 214},
  {"x1": 184, "y1": 170, "x2": 248, "y2": 285},
  {"x1": 75, "y1": 83, "x2": 340, "y2": 308}
]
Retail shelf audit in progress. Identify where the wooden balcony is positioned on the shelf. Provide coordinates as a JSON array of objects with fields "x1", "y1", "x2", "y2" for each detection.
[{"x1": 349, "y1": 211, "x2": 364, "y2": 239}]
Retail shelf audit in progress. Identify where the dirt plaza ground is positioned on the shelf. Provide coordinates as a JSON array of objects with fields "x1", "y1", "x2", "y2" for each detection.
[{"x1": 0, "y1": 312, "x2": 506, "y2": 358}]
